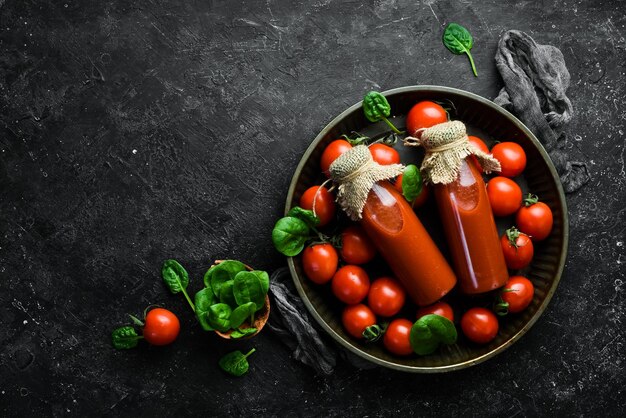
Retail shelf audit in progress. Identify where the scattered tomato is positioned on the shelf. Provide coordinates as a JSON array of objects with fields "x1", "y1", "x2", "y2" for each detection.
[
  {"x1": 501, "y1": 227, "x2": 534, "y2": 270},
  {"x1": 416, "y1": 301, "x2": 454, "y2": 322},
  {"x1": 486, "y1": 176, "x2": 522, "y2": 217},
  {"x1": 320, "y1": 139, "x2": 352, "y2": 176},
  {"x1": 461, "y1": 307, "x2": 499, "y2": 344},
  {"x1": 406, "y1": 101, "x2": 448, "y2": 136},
  {"x1": 340, "y1": 225, "x2": 377, "y2": 265},
  {"x1": 368, "y1": 277, "x2": 406, "y2": 317},
  {"x1": 143, "y1": 308, "x2": 180, "y2": 346},
  {"x1": 369, "y1": 143, "x2": 400, "y2": 165},
  {"x1": 342, "y1": 304, "x2": 377, "y2": 339},
  {"x1": 394, "y1": 175, "x2": 430, "y2": 208},
  {"x1": 491, "y1": 142, "x2": 526, "y2": 178},
  {"x1": 468, "y1": 135, "x2": 489, "y2": 171},
  {"x1": 383, "y1": 319, "x2": 414, "y2": 356},
  {"x1": 299, "y1": 185, "x2": 336, "y2": 227},
  {"x1": 302, "y1": 243, "x2": 338, "y2": 284},
  {"x1": 502, "y1": 276, "x2": 535, "y2": 313},
  {"x1": 332, "y1": 265, "x2": 371, "y2": 304},
  {"x1": 516, "y1": 196, "x2": 553, "y2": 241}
]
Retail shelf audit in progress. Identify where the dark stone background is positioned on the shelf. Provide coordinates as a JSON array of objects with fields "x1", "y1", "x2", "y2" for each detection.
[{"x1": 1, "y1": 0, "x2": 624, "y2": 416}]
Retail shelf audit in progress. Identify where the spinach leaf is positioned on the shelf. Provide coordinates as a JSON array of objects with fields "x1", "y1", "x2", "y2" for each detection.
[
  {"x1": 230, "y1": 302, "x2": 257, "y2": 329},
  {"x1": 250, "y1": 270, "x2": 270, "y2": 295},
  {"x1": 409, "y1": 314, "x2": 458, "y2": 355},
  {"x1": 233, "y1": 271, "x2": 266, "y2": 310},
  {"x1": 272, "y1": 216, "x2": 310, "y2": 257},
  {"x1": 443, "y1": 23, "x2": 477, "y2": 77},
  {"x1": 402, "y1": 164, "x2": 423, "y2": 203},
  {"x1": 219, "y1": 279, "x2": 237, "y2": 308},
  {"x1": 111, "y1": 326, "x2": 141, "y2": 350},
  {"x1": 207, "y1": 260, "x2": 246, "y2": 297},
  {"x1": 287, "y1": 206, "x2": 320, "y2": 228},
  {"x1": 362, "y1": 91, "x2": 404, "y2": 135},
  {"x1": 230, "y1": 327, "x2": 258, "y2": 339},
  {"x1": 194, "y1": 288, "x2": 216, "y2": 331},
  {"x1": 218, "y1": 348, "x2": 256, "y2": 377},
  {"x1": 207, "y1": 303, "x2": 233, "y2": 332},
  {"x1": 161, "y1": 259, "x2": 195, "y2": 312}
]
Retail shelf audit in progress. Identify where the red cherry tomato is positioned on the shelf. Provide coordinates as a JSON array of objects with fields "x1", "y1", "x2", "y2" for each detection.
[
  {"x1": 461, "y1": 307, "x2": 499, "y2": 344},
  {"x1": 299, "y1": 186, "x2": 336, "y2": 227},
  {"x1": 502, "y1": 276, "x2": 535, "y2": 313},
  {"x1": 394, "y1": 175, "x2": 430, "y2": 208},
  {"x1": 468, "y1": 135, "x2": 489, "y2": 171},
  {"x1": 369, "y1": 143, "x2": 400, "y2": 165},
  {"x1": 501, "y1": 228, "x2": 534, "y2": 270},
  {"x1": 320, "y1": 139, "x2": 352, "y2": 176},
  {"x1": 331, "y1": 265, "x2": 370, "y2": 304},
  {"x1": 340, "y1": 225, "x2": 377, "y2": 265},
  {"x1": 342, "y1": 304, "x2": 376, "y2": 339},
  {"x1": 486, "y1": 177, "x2": 522, "y2": 217},
  {"x1": 405, "y1": 101, "x2": 448, "y2": 136},
  {"x1": 383, "y1": 318, "x2": 414, "y2": 356},
  {"x1": 491, "y1": 142, "x2": 527, "y2": 178},
  {"x1": 367, "y1": 277, "x2": 406, "y2": 317},
  {"x1": 516, "y1": 197, "x2": 554, "y2": 241},
  {"x1": 416, "y1": 301, "x2": 454, "y2": 322},
  {"x1": 143, "y1": 308, "x2": 180, "y2": 346},
  {"x1": 302, "y1": 243, "x2": 339, "y2": 284}
]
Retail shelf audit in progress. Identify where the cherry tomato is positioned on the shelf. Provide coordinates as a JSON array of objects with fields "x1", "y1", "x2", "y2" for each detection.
[
  {"x1": 299, "y1": 185, "x2": 336, "y2": 227},
  {"x1": 486, "y1": 176, "x2": 522, "y2": 217},
  {"x1": 468, "y1": 135, "x2": 489, "y2": 171},
  {"x1": 143, "y1": 308, "x2": 180, "y2": 346},
  {"x1": 516, "y1": 197, "x2": 554, "y2": 241},
  {"x1": 340, "y1": 225, "x2": 377, "y2": 265},
  {"x1": 383, "y1": 318, "x2": 414, "y2": 356},
  {"x1": 302, "y1": 243, "x2": 339, "y2": 284},
  {"x1": 501, "y1": 228, "x2": 534, "y2": 270},
  {"x1": 342, "y1": 304, "x2": 376, "y2": 339},
  {"x1": 369, "y1": 143, "x2": 400, "y2": 165},
  {"x1": 416, "y1": 301, "x2": 454, "y2": 322},
  {"x1": 461, "y1": 307, "x2": 499, "y2": 344},
  {"x1": 405, "y1": 101, "x2": 448, "y2": 136},
  {"x1": 320, "y1": 139, "x2": 352, "y2": 176},
  {"x1": 491, "y1": 142, "x2": 527, "y2": 178},
  {"x1": 394, "y1": 175, "x2": 430, "y2": 208},
  {"x1": 502, "y1": 276, "x2": 535, "y2": 313},
  {"x1": 332, "y1": 265, "x2": 370, "y2": 304},
  {"x1": 367, "y1": 277, "x2": 406, "y2": 317}
]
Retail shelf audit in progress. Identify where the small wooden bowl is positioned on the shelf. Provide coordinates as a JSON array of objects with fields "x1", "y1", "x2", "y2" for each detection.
[{"x1": 210, "y1": 260, "x2": 271, "y2": 340}]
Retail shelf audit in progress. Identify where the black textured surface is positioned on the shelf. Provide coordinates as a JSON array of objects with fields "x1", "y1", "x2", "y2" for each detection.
[{"x1": 0, "y1": 0, "x2": 624, "y2": 416}]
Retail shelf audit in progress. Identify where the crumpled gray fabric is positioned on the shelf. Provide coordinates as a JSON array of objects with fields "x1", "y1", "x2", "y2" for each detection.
[
  {"x1": 494, "y1": 30, "x2": 590, "y2": 193},
  {"x1": 268, "y1": 267, "x2": 376, "y2": 375}
]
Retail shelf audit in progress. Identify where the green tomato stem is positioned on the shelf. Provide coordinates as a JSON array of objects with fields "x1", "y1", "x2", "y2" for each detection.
[
  {"x1": 466, "y1": 51, "x2": 478, "y2": 77},
  {"x1": 181, "y1": 287, "x2": 196, "y2": 313},
  {"x1": 381, "y1": 116, "x2": 405, "y2": 135}
]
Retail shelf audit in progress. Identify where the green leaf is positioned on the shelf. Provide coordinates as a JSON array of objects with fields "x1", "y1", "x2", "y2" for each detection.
[
  {"x1": 287, "y1": 206, "x2": 320, "y2": 228},
  {"x1": 207, "y1": 303, "x2": 232, "y2": 332},
  {"x1": 409, "y1": 314, "x2": 457, "y2": 355},
  {"x1": 111, "y1": 326, "x2": 140, "y2": 350},
  {"x1": 219, "y1": 280, "x2": 237, "y2": 308},
  {"x1": 233, "y1": 271, "x2": 266, "y2": 310},
  {"x1": 271, "y1": 217, "x2": 310, "y2": 257},
  {"x1": 402, "y1": 164, "x2": 423, "y2": 203},
  {"x1": 218, "y1": 349, "x2": 255, "y2": 377},
  {"x1": 161, "y1": 259, "x2": 189, "y2": 294},
  {"x1": 207, "y1": 260, "x2": 247, "y2": 297},
  {"x1": 230, "y1": 302, "x2": 257, "y2": 329},
  {"x1": 250, "y1": 270, "x2": 270, "y2": 295},
  {"x1": 194, "y1": 288, "x2": 216, "y2": 331},
  {"x1": 362, "y1": 91, "x2": 391, "y2": 122},
  {"x1": 230, "y1": 327, "x2": 258, "y2": 339},
  {"x1": 443, "y1": 23, "x2": 477, "y2": 76}
]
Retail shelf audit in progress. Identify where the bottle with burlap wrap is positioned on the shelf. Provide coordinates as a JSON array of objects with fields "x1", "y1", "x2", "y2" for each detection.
[
  {"x1": 329, "y1": 145, "x2": 457, "y2": 306},
  {"x1": 404, "y1": 121, "x2": 509, "y2": 294}
]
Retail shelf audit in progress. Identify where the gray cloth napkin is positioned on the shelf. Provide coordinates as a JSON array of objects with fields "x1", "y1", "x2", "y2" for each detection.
[{"x1": 494, "y1": 30, "x2": 590, "y2": 193}]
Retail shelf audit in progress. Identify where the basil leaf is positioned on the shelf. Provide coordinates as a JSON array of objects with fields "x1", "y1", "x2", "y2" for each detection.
[
  {"x1": 250, "y1": 270, "x2": 270, "y2": 295},
  {"x1": 161, "y1": 259, "x2": 189, "y2": 294},
  {"x1": 287, "y1": 206, "x2": 320, "y2": 227},
  {"x1": 207, "y1": 303, "x2": 232, "y2": 332},
  {"x1": 219, "y1": 280, "x2": 237, "y2": 308},
  {"x1": 442, "y1": 23, "x2": 477, "y2": 76},
  {"x1": 231, "y1": 327, "x2": 257, "y2": 339},
  {"x1": 409, "y1": 314, "x2": 457, "y2": 355},
  {"x1": 230, "y1": 302, "x2": 257, "y2": 329},
  {"x1": 218, "y1": 348, "x2": 255, "y2": 377},
  {"x1": 207, "y1": 260, "x2": 246, "y2": 297},
  {"x1": 271, "y1": 217, "x2": 310, "y2": 257},
  {"x1": 402, "y1": 164, "x2": 423, "y2": 203},
  {"x1": 233, "y1": 271, "x2": 265, "y2": 310},
  {"x1": 111, "y1": 326, "x2": 140, "y2": 350},
  {"x1": 194, "y1": 288, "x2": 216, "y2": 331}
]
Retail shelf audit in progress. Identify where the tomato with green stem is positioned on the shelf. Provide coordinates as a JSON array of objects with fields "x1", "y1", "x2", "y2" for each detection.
[
  {"x1": 486, "y1": 176, "x2": 522, "y2": 217},
  {"x1": 320, "y1": 139, "x2": 352, "y2": 176},
  {"x1": 491, "y1": 142, "x2": 527, "y2": 178},
  {"x1": 342, "y1": 304, "x2": 377, "y2": 339},
  {"x1": 299, "y1": 186, "x2": 336, "y2": 227},
  {"x1": 368, "y1": 277, "x2": 406, "y2": 317},
  {"x1": 302, "y1": 243, "x2": 338, "y2": 284},
  {"x1": 383, "y1": 319, "x2": 414, "y2": 356},
  {"x1": 332, "y1": 265, "x2": 370, "y2": 304},
  {"x1": 369, "y1": 143, "x2": 400, "y2": 165},
  {"x1": 516, "y1": 194, "x2": 553, "y2": 241},
  {"x1": 405, "y1": 101, "x2": 448, "y2": 136},
  {"x1": 141, "y1": 308, "x2": 180, "y2": 346},
  {"x1": 461, "y1": 307, "x2": 498, "y2": 344},
  {"x1": 500, "y1": 276, "x2": 534, "y2": 314},
  {"x1": 340, "y1": 225, "x2": 377, "y2": 265},
  {"x1": 501, "y1": 227, "x2": 534, "y2": 270}
]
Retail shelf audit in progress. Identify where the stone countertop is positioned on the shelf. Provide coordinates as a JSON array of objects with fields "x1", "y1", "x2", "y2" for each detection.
[{"x1": 1, "y1": 0, "x2": 624, "y2": 416}]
